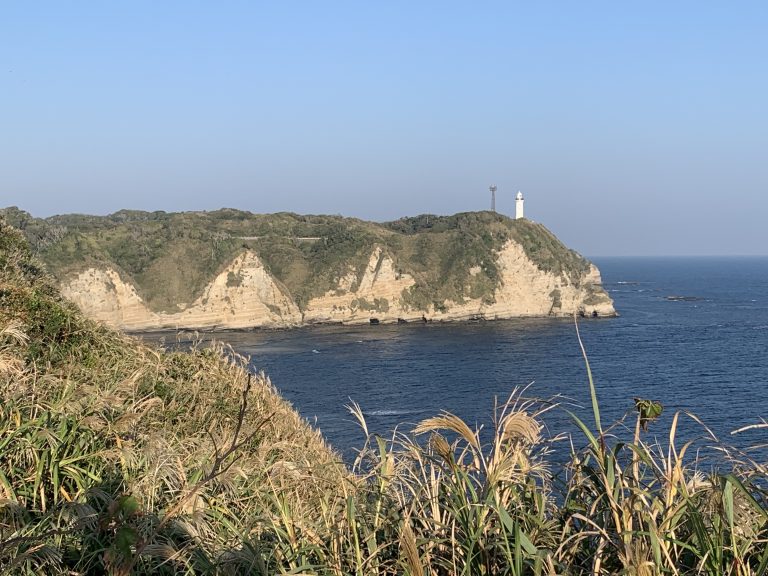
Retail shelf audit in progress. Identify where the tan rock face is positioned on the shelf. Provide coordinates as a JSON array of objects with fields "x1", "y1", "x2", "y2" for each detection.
[
  {"x1": 425, "y1": 241, "x2": 615, "y2": 321},
  {"x1": 61, "y1": 268, "x2": 157, "y2": 329},
  {"x1": 61, "y1": 242, "x2": 615, "y2": 331},
  {"x1": 303, "y1": 247, "x2": 417, "y2": 324},
  {"x1": 61, "y1": 251, "x2": 302, "y2": 330}
]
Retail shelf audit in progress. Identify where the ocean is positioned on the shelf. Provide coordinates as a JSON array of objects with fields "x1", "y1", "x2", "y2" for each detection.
[{"x1": 158, "y1": 257, "x2": 768, "y2": 462}]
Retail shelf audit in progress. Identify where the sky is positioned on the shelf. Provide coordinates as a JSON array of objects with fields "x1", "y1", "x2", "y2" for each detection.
[{"x1": 1, "y1": 2, "x2": 766, "y2": 256}]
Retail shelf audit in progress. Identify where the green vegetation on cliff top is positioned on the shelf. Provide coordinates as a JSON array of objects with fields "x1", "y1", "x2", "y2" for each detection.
[{"x1": 1, "y1": 207, "x2": 591, "y2": 313}]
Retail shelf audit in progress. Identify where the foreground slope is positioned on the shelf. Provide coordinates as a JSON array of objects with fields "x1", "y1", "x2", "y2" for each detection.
[
  {"x1": 2, "y1": 208, "x2": 615, "y2": 330},
  {"x1": 0, "y1": 217, "x2": 345, "y2": 572}
]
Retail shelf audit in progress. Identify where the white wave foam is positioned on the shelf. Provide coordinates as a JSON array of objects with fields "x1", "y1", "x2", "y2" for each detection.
[{"x1": 364, "y1": 409, "x2": 421, "y2": 416}]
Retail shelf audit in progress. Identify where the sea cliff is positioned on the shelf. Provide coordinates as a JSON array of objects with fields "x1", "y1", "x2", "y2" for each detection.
[{"x1": 2, "y1": 208, "x2": 615, "y2": 330}]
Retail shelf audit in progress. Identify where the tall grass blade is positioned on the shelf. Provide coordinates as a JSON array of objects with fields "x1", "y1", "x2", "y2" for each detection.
[{"x1": 574, "y1": 315, "x2": 603, "y2": 438}]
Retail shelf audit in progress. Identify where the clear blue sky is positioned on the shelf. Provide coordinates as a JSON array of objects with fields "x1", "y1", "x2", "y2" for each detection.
[{"x1": 2, "y1": 2, "x2": 766, "y2": 255}]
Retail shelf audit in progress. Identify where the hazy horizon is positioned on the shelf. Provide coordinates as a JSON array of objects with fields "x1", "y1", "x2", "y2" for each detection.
[{"x1": 2, "y1": 2, "x2": 766, "y2": 257}]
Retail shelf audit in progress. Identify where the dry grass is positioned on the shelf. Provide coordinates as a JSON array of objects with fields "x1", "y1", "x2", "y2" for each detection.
[{"x1": 0, "y1": 219, "x2": 347, "y2": 574}]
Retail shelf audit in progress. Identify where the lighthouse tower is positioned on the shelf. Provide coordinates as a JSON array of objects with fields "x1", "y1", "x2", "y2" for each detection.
[{"x1": 515, "y1": 191, "x2": 524, "y2": 220}]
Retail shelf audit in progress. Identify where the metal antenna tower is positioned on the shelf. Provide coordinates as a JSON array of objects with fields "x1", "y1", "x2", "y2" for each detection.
[{"x1": 489, "y1": 185, "x2": 497, "y2": 212}]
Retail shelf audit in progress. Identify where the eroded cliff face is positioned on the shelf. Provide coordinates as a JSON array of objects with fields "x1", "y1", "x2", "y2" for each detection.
[
  {"x1": 426, "y1": 241, "x2": 615, "y2": 321},
  {"x1": 61, "y1": 268, "x2": 156, "y2": 329},
  {"x1": 303, "y1": 246, "x2": 417, "y2": 324},
  {"x1": 60, "y1": 240, "x2": 615, "y2": 331},
  {"x1": 62, "y1": 251, "x2": 302, "y2": 330}
]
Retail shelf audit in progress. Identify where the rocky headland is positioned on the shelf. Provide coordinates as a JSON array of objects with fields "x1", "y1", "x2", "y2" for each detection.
[{"x1": 2, "y1": 208, "x2": 616, "y2": 331}]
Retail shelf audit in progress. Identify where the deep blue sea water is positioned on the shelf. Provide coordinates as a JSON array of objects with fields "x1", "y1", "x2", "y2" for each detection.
[{"x1": 157, "y1": 257, "x2": 768, "y2": 463}]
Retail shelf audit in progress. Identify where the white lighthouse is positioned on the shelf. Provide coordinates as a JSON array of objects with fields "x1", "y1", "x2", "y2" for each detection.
[{"x1": 515, "y1": 190, "x2": 524, "y2": 220}]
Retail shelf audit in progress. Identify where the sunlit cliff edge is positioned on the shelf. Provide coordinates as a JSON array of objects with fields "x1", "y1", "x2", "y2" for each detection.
[{"x1": 2, "y1": 207, "x2": 615, "y2": 331}]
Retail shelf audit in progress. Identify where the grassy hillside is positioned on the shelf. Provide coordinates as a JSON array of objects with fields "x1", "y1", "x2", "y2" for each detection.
[
  {"x1": 0, "y1": 217, "x2": 347, "y2": 573},
  {"x1": 1, "y1": 215, "x2": 767, "y2": 574},
  {"x1": 2, "y1": 207, "x2": 592, "y2": 313}
]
